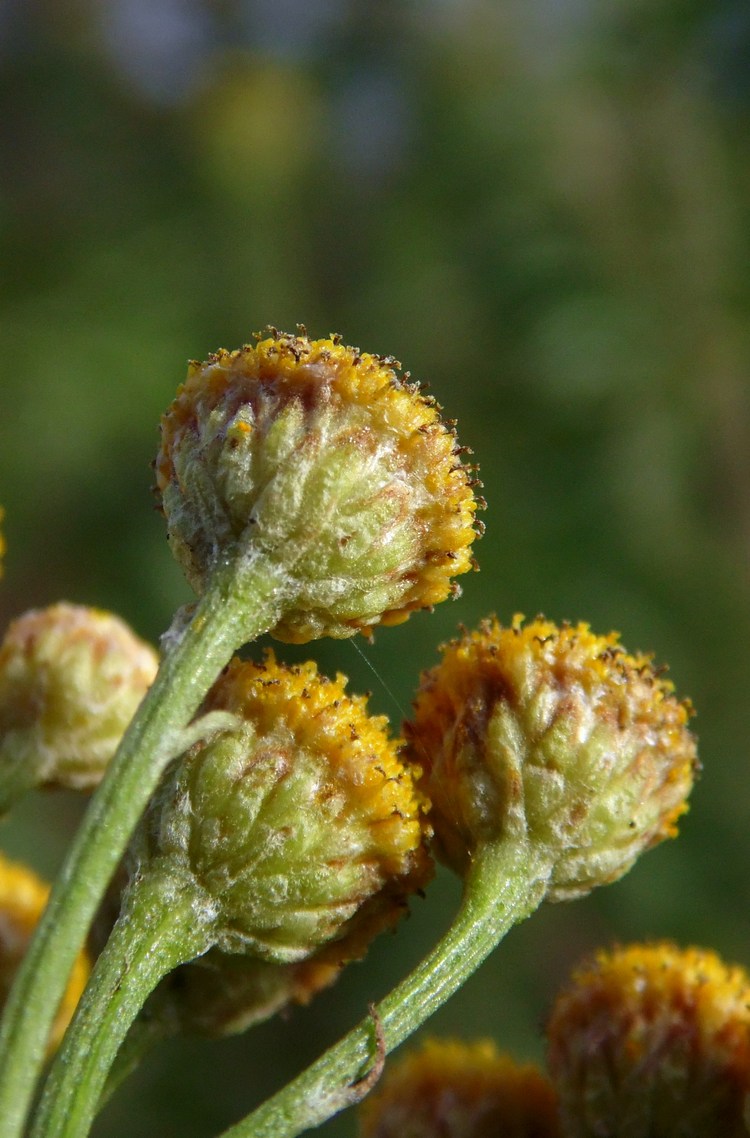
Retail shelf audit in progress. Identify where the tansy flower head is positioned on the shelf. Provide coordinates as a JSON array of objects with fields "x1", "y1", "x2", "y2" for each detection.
[
  {"x1": 547, "y1": 942, "x2": 750, "y2": 1137},
  {"x1": 404, "y1": 616, "x2": 697, "y2": 900},
  {"x1": 359, "y1": 1038, "x2": 560, "y2": 1138},
  {"x1": 0, "y1": 853, "x2": 90, "y2": 1054},
  {"x1": 156, "y1": 329, "x2": 481, "y2": 643},
  {"x1": 136, "y1": 651, "x2": 432, "y2": 964},
  {"x1": 0, "y1": 604, "x2": 159, "y2": 812}
]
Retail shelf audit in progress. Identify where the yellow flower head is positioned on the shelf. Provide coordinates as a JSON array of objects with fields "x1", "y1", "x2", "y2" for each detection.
[
  {"x1": 0, "y1": 853, "x2": 90, "y2": 1054},
  {"x1": 156, "y1": 329, "x2": 481, "y2": 642},
  {"x1": 0, "y1": 604, "x2": 159, "y2": 811},
  {"x1": 359, "y1": 1038, "x2": 560, "y2": 1138},
  {"x1": 138, "y1": 651, "x2": 433, "y2": 964},
  {"x1": 405, "y1": 616, "x2": 697, "y2": 900},
  {"x1": 547, "y1": 942, "x2": 750, "y2": 1137}
]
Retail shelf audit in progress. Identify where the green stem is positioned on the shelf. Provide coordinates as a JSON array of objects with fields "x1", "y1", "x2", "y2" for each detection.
[
  {"x1": 220, "y1": 838, "x2": 552, "y2": 1138},
  {"x1": 96, "y1": 1001, "x2": 176, "y2": 1113},
  {"x1": 0, "y1": 550, "x2": 286, "y2": 1138},
  {"x1": 31, "y1": 870, "x2": 215, "y2": 1138}
]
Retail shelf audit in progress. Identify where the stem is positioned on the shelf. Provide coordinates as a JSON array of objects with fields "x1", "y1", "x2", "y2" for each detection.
[
  {"x1": 0, "y1": 550, "x2": 286, "y2": 1138},
  {"x1": 31, "y1": 870, "x2": 215, "y2": 1138},
  {"x1": 220, "y1": 838, "x2": 552, "y2": 1138}
]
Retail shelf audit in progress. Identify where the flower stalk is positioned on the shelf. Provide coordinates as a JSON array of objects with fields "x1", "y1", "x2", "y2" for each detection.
[
  {"x1": 216, "y1": 836, "x2": 552, "y2": 1138},
  {"x1": 0, "y1": 551, "x2": 284, "y2": 1138},
  {"x1": 30, "y1": 870, "x2": 217, "y2": 1138}
]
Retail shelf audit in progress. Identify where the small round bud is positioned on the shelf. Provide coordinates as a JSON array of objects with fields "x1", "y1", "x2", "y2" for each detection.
[
  {"x1": 156, "y1": 330, "x2": 480, "y2": 642},
  {"x1": 359, "y1": 1038, "x2": 561, "y2": 1138},
  {"x1": 160, "y1": 943, "x2": 355, "y2": 1038},
  {"x1": 547, "y1": 942, "x2": 750, "y2": 1137},
  {"x1": 138, "y1": 652, "x2": 432, "y2": 964},
  {"x1": 404, "y1": 616, "x2": 697, "y2": 900},
  {"x1": 0, "y1": 604, "x2": 159, "y2": 805},
  {"x1": 0, "y1": 853, "x2": 90, "y2": 1054}
]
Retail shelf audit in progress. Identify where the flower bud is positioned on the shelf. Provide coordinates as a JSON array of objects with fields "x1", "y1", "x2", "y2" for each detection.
[
  {"x1": 359, "y1": 1038, "x2": 560, "y2": 1138},
  {"x1": 0, "y1": 604, "x2": 159, "y2": 807},
  {"x1": 404, "y1": 616, "x2": 697, "y2": 900},
  {"x1": 137, "y1": 652, "x2": 432, "y2": 964},
  {"x1": 155, "y1": 329, "x2": 480, "y2": 642},
  {"x1": 547, "y1": 942, "x2": 750, "y2": 1137},
  {"x1": 0, "y1": 853, "x2": 90, "y2": 1054},
  {"x1": 159, "y1": 942, "x2": 355, "y2": 1038}
]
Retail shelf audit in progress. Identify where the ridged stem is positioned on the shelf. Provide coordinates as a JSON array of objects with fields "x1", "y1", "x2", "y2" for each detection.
[
  {"x1": 0, "y1": 550, "x2": 286, "y2": 1138},
  {"x1": 219, "y1": 838, "x2": 552, "y2": 1138},
  {"x1": 30, "y1": 869, "x2": 215, "y2": 1138}
]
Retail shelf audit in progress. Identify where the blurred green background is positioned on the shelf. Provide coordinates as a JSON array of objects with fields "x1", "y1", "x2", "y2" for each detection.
[{"x1": 2, "y1": 1, "x2": 750, "y2": 1134}]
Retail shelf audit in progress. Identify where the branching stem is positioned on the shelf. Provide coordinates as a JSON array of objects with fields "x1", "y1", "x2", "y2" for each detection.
[{"x1": 0, "y1": 550, "x2": 285, "y2": 1138}]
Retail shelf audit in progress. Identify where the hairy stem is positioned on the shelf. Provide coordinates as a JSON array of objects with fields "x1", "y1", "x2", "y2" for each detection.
[
  {"x1": 219, "y1": 838, "x2": 551, "y2": 1138},
  {"x1": 31, "y1": 870, "x2": 215, "y2": 1138},
  {"x1": 0, "y1": 551, "x2": 286, "y2": 1138}
]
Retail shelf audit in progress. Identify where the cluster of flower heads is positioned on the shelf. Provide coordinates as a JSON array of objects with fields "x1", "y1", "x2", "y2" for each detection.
[
  {"x1": 0, "y1": 331, "x2": 707, "y2": 1129},
  {"x1": 360, "y1": 941, "x2": 750, "y2": 1138}
]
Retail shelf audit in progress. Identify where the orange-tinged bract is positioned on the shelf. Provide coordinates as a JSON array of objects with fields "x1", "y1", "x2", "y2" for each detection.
[
  {"x1": 156, "y1": 329, "x2": 480, "y2": 642},
  {"x1": 405, "y1": 616, "x2": 697, "y2": 900},
  {"x1": 547, "y1": 942, "x2": 750, "y2": 1137},
  {"x1": 0, "y1": 604, "x2": 159, "y2": 808},
  {"x1": 137, "y1": 652, "x2": 432, "y2": 964},
  {"x1": 359, "y1": 1038, "x2": 561, "y2": 1138},
  {"x1": 0, "y1": 853, "x2": 90, "y2": 1054}
]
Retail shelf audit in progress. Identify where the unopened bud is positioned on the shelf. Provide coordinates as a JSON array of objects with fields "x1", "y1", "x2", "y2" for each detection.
[
  {"x1": 137, "y1": 652, "x2": 432, "y2": 963},
  {"x1": 359, "y1": 1038, "x2": 560, "y2": 1138},
  {"x1": 547, "y1": 942, "x2": 750, "y2": 1137},
  {"x1": 156, "y1": 330, "x2": 480, "y2": 642},
  {"x1": 159, "y1": 943, "x2": 353, "y2": 1038},
  {"x1": 0, "y1": 604, "x2": 159, "y2": 810},
  {"x1": 404, "y1": 616, "x2": 697, "y2": 900}
]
